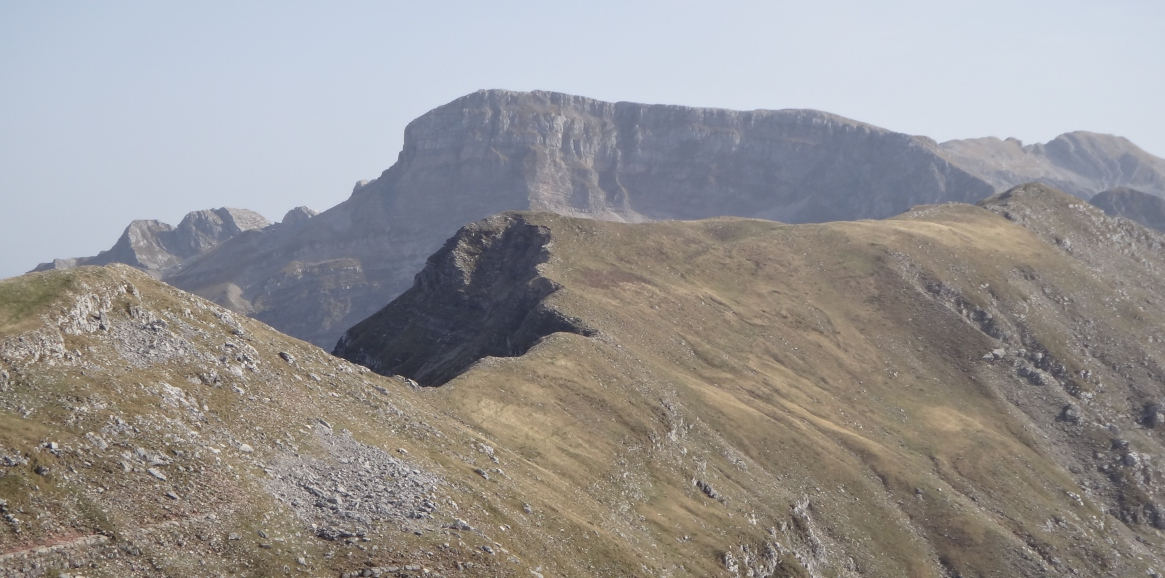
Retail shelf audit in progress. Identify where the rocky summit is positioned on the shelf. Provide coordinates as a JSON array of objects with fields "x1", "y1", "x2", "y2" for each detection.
[
  {"x1": 941, "y1": 134, "x2": 1165, "y2": 199},
  {"x1": 32, "y1": 91, "x2": 1165, "y2": 350}
]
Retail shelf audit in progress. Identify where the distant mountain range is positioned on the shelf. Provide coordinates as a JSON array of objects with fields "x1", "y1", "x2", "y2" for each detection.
[{"x1": 32, "y1": 90, "x2": 1165, "y2": 348}]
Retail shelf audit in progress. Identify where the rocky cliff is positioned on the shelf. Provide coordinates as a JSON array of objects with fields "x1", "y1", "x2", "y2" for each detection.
[
  {"x1": 334, "y1": 214, "x2": 596, "y2": 386},
  {"x1": 31, "y1": 91, "x2": 1165, "y2": 349},
  {"x1": 375, "y1": 90, "x2": 996, "y2": 224}
]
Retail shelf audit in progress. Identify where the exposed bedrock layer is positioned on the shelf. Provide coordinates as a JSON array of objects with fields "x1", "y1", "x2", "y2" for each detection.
[{"x1": 335, "y1": 213, "x2": 595, "y2": 386}]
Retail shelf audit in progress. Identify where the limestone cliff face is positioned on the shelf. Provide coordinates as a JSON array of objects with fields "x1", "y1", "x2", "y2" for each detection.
[{"x1": 373, "y1": 90, "x2": 994, "y2": 224}]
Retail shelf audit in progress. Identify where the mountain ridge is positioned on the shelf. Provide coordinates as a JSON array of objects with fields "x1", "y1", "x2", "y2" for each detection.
[
  {"x1": 1088, "y1": 186, "x2": 1165, "y2": 232},
  {"x1": 940, "y1": 132, "x2": 1165, "y2": 199},
  {"x1": 33, "y1": 207, "x2": 274, "y2": 275},
  {"x1": 333, "y1": 182, "x2": 1165, "y2": 576},
  {"x1": 30, "y1": 90, "x2": 1165, "y2": 349}
]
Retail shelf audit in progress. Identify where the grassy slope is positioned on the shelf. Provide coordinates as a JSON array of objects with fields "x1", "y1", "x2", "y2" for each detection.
[
  {"x1": 0, "y1": 266, "x2": 648, "y2": 577},
  {"x1": 421, "y1": 186, "x2": 1165, "y2": 576}
]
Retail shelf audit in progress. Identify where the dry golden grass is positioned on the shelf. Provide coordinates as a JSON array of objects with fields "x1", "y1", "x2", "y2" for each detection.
[{"x1": 403, "y1": 186, "x2": 1165, "y2": 576}]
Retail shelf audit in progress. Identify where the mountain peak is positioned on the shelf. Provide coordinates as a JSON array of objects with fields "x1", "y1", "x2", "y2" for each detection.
[
  {"x1": 32, "y1": 207, "x2": 270, "y2": 275},
  {"x1": 942, "y1": 130, "x2": 1165, "y2": 199}
]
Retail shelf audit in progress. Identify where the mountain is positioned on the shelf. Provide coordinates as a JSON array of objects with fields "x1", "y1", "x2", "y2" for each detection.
[
  {"x1": 33, "y1": 91, "x2": 1165, "y2": 350},
  {"x1": 335, "y1": 183, "x2": 1165, "y2": 577},
  {"x1": 1089, "y1": 187, "x2": 1165, "y2": 232},
  {"x1": 940, "y1": 133, "x2": 1165, "y2": 200},
  {"x1": 33, "y1": 207, "x2": 273, "y2": 274}
]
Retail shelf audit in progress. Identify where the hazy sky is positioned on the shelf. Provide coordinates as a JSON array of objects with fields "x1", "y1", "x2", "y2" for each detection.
[{"x1": 1, "y1": 1, "x2": 1162, "y2": 279}]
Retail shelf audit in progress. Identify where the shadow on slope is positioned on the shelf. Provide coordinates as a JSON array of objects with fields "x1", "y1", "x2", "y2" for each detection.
[{"x1": 335, "y1": 213, "x2": 596, "y2": 386}]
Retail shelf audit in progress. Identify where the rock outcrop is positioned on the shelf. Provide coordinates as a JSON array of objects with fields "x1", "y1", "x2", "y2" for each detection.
[
  {"x1": 31, "y1": 90, "x2": 1165, "y2": 349},
  {"x1": 335, "y1": 213, "x2": 596, "y2": 385}
]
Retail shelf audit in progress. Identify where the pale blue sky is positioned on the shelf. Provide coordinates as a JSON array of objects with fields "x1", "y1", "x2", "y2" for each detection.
[{"x1": 1, "y1": 1, "x2": 1162, "y2": 279}]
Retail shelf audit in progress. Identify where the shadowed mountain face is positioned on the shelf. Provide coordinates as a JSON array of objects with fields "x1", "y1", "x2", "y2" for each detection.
[
  {"x1": 1089, "y1": 187, "x2": 1165, "y2": 232},
  {"x1": 31, "y1": 90, "x2": 1165, "y2": 349},
  {"x1": 334, "y1": 184, "x2": 1165, "y2": 576}
]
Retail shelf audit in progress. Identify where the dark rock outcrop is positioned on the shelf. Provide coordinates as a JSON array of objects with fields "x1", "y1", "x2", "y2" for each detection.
[{"x1": 334, "y1": 213, "x2": 594, "y2": 386}]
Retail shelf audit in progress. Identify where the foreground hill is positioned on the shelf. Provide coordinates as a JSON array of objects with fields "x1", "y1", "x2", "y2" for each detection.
[
  {"x1": 0, "y1": 266, "x2": 701, "y2": 577},
  {"x1": 37, "y1": 90, "x2": 1165, "y2": 350},
  {"x1": 337, "y1": 183, "x2": 1165, "y2": 576}
]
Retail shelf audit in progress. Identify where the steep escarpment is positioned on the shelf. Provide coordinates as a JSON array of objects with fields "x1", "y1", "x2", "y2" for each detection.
[
  {"x1": 375, "y1": 90, "x2": 995, "y2": 225},
  {"x1": 340, "y1": 185, "x2": 1165, "y2": 576}
]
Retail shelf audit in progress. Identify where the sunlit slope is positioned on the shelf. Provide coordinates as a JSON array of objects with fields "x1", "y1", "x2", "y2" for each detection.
[
  {"x1": 343, "y1": 183, "x2": 1165, "y2": 576},
  {"x1": 0, "y1": 266, "x2": 690, "y2": 577}
]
